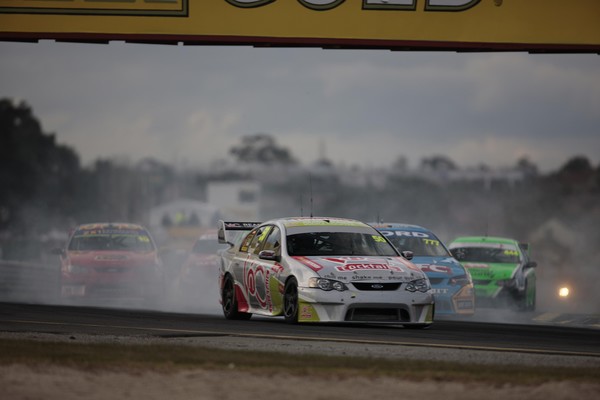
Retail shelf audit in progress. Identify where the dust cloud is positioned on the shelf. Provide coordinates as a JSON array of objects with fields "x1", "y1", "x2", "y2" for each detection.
[{"x1": 1, "y1": 157, "x2": 599, "y2": 327}]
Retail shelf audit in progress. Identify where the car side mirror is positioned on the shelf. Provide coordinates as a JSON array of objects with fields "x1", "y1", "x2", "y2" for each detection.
[
  {"x1": 526, "y1": 261, "x2": 538, "y2": 269},
  {"x1": 258, "y1": 250, "x2": 280, "y2": 262},
  {"x1": 401, "y1": 250, "x2": 414, "y2": 261}
]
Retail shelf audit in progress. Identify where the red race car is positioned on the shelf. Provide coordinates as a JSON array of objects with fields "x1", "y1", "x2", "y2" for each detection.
[
  {"x1": 57, "y1": 222, "x2": 165, "y2": 306},
  {"x1": 172, "y1": 231, "x2": 229, "y2": 310}
]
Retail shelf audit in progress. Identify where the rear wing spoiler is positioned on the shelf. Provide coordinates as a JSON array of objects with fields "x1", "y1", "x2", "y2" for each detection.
[{"x1": 217, "y1": 220, "x2": 262, "y2": 246}]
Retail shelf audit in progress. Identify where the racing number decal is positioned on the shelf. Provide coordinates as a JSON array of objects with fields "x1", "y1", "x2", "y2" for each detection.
[
  {"x1": 246, "y1": 268, "x2": 256, "y2": 296},
  {"x1": 243, "y1": 259, "x2": 276, "y2": 312}
]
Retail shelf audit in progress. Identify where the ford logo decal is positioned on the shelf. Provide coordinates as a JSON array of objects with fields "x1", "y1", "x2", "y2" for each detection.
[{"x1": 371, "y1": 284, "x2": 384, "y2": 289}]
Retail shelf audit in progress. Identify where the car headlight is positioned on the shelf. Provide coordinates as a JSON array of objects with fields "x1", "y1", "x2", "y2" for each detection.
[
  {"x1": 558, "y1": 286, "x2": 570, "y2": 298},
  {"x1": 308, "y1": 277, "x2": 348, "y2": 292},
  {"x1": 449, "y1": 274, "x2": 472, "y2": 286},
  {"x1": 66, "y1": 264, "x2": 88, "y2": 274},
  {"x1": 405, "y1": 278, "x2": 431, "y2": 293},
  {"x1": 496, "y1": 279, "x2": 516, "y2": 288}
]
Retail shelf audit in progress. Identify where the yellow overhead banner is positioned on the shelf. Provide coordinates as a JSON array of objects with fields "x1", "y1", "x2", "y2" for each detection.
[{"x1": 1, "y1": 0, "x2": 599, "y2": 52}]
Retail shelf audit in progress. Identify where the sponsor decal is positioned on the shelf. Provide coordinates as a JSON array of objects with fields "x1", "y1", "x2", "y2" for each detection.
[
  {"x1": 336, "y1": 263, "x2": 401, "y2": 272},
  {"x1": 352, "y1": 274, "x2": 385, "y2": 281},
  {"x1": 244, "y1": 262, "x2": 275, "y2": 311},
  {"x1": 324, "y1": 257, "x2": 369, "y2": 263},
  {"x1": 379, "y1": 230, "x2": 431, "y2": 238},
  {"x1": 430, "y1": 288, "x2": 449, "y2": 294},
  {"x1": 292, "y1": 256, "x2": 324, "y2": 272},
  {"x1": 62, "y1": 285, "x2": 85, "y2": 296},
  {"x1": 463, "y1": 263, "x2": 489, "y2": 269},
  {"x1": 418, "y1": 264, "x2": 452, "y2": 274},
  {"x1": 298, "y1": 302, "x2": 320, "y2": 322},
  {"x1": 457, "y1": 300, "x2": 474, "y2": 309},
  {"x1": 272, "y1": 263, "x2": 284, "y2": 274},
  {"x1": 283, "y1": 219, "x2": 365, "y2": 227},
  {"x1": 224, "y1": 221, "x2": 262, "y2": 230},
  {"x1": 300, "y1": 305, "x2": 313, "y2": 319}
]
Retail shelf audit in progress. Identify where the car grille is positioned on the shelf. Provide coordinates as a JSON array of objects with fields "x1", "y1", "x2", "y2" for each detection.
[
  {"x1": 351, "y1": 282, "x2": 401, "y2": 291},
  {"x1": 428, "y1": 278, "x2": 445, "y2": 285},
  {"x1": 345, "y1": 307, "x2": 410, "y2": 322},
  {"x1": 95, "y1": 266, "x2": 128, "y2": 273},
  {"x1": 434, "y1": 299, "x2": 452, "y2": 311},
  {"x1": 473, "y1": 279, "x2": 492, "y2": 285}
]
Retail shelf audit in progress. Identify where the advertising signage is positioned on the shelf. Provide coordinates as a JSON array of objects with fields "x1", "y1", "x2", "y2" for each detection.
[{"x1": 0, "y1": 0, "x2": 599, "y2": 53}]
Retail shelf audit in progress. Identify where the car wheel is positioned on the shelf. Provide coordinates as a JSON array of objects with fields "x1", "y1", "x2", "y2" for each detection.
[
  {"x1": 516, "y1": 281, "x2": 535, "y2": 312},
  {"x1": 526, "y1": 281, "x2": 536, "y2": 311},
  {"x1": 283, "y1": 277, "x2": 299, "y2": 324},
  {"x1": 222, "y1": 275, "x2": 251, "y2": 320}
]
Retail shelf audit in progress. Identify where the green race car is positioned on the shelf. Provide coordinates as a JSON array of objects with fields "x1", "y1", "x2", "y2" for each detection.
[{"x1": 448, "y1": 236, "x2": 537, "y2": 311}]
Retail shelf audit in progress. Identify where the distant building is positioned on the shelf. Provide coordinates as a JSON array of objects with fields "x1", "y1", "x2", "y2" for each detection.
[
  {"x1": 207, "y1": 181, "x2": 261, "y2": 221},
  {"x1": 148, "y1": 199, "x2": 221, "y2": 247}
]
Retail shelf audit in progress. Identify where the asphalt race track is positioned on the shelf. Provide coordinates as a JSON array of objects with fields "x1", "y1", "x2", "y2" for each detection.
[{"x1": 1, "y1": 302, "x2": 599, "y2": 358}]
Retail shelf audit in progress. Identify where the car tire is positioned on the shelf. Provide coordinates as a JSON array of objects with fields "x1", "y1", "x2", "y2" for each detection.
[
  {"x1": 526, "y1": 281, "x2": 536, "y2": 312},
  {"x1": 517, "y1": 281, "x2": 536, "y2": 312},
  {"x1": 283, "y1": 277, "x2": 299, "y2": 324},
  {"x1": 222, "y1": 275, "x2": 252, "y2": 320}
]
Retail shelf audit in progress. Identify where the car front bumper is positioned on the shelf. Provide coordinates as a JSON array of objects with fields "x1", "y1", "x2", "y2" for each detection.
[{"x1": 297, "y1": 286, "x2": 434, "y2": 324}]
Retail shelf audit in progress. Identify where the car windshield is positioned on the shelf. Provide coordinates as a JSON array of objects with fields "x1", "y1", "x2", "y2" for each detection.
[
  {"x1": 68, "y1": 229, "x2": 154, "y2": 252},
  {"x1": 386, "y1": 235, "x2": 450, "y2": 257},
  {"x1": 287, "y1": 232, "x2": 398, "y2": 257},
  {"x1": 450, "y1": 246, "x2": 520, "y2": 263}
]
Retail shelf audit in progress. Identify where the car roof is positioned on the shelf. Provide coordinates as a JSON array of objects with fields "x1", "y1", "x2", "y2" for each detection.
[
  {"x1": 370, "y1": 222, "x2": 431, "y2": 233},
  {"x1": 272, "y1": 217, "x2": 370, "y2": 228},
  {"x1": 75, "y1": 222, "x2": 148, "y2": 231},
  {"x1": 450, "y1": 236, "x2": 518, "y2": 246}
]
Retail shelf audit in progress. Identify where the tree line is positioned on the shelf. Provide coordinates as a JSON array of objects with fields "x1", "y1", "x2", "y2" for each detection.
[{"x1": 1, "y1": 98, "x2": 599, "y2": 264}]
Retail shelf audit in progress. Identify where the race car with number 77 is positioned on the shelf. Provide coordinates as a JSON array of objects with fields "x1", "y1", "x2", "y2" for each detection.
[
  {"x1": 372, "y1": 223, "x2": 475, "y2": 317},
  {"x1": 217, "y1": 217, "x2": 435, "y2": 327}
]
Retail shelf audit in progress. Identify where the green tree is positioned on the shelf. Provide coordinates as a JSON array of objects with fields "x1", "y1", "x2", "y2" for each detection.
[
  {"x1": 230, "y1": 133, "x2": 297, "y2": 165},
  {"x1": 0, "y1": 98, "x2": 81, "y2": 234}
]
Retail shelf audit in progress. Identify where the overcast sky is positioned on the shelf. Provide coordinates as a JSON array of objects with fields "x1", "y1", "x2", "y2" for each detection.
[{"x1": 1, "y1": 40, "x2": 599, "y2": 172}]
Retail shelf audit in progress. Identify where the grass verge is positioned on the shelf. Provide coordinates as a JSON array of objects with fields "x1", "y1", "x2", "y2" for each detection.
[{"x1": 1, "y1": 338, "x2": 599, "y2": 384}]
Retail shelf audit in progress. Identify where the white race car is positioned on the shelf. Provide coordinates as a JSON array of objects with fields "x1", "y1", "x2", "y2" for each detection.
[{"x1": 217, "y1": 217, "x2": 434, "y2": 327}]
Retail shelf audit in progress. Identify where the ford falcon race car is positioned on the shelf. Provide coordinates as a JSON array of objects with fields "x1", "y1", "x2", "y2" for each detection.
[
  {"x1": 372, "y1": 223, "x2": 474, "y2": 316},
  {"x1": 217, "y1": 217, "x2": 434, "y2": 327},
  {"x1": 56, "y1": 223, "x2": 165, "y2": 305},
  {"x1": 448, "y1": 236, "x2": 537, "y2": 311}
]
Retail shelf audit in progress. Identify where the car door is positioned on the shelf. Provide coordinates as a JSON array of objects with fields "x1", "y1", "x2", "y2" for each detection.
[{"x1": 243, "y1": 225, "x2": 284, "y2": 314}]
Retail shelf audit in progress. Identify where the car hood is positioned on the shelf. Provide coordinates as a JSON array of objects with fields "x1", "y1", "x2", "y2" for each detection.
[
  {"x1": 461, "y1": 262, "x2": 519, "y2": 280},
  {"x1": 67, "y1": 251, "x2": 157, "y2": 267},
  {"x1": 411, "y1": 256, "x2": 466, "y2": 278},
  {"x1": 291, "y1": 256, "x2": 425, "y2": 283}
]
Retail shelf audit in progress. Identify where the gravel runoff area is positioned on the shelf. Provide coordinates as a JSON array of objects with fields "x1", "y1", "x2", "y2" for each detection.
[{"x1": 1, "y1": 331, "x2": 600, "y2": 400}]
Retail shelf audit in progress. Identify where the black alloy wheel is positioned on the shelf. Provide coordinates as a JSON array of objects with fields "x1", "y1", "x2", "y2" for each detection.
[
  {"x1": 222, "y1": 275, "x2": 252, "y2": 320},
  {"x1": 283, "y1": 277, "x2": 299, "y2": 324}
]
